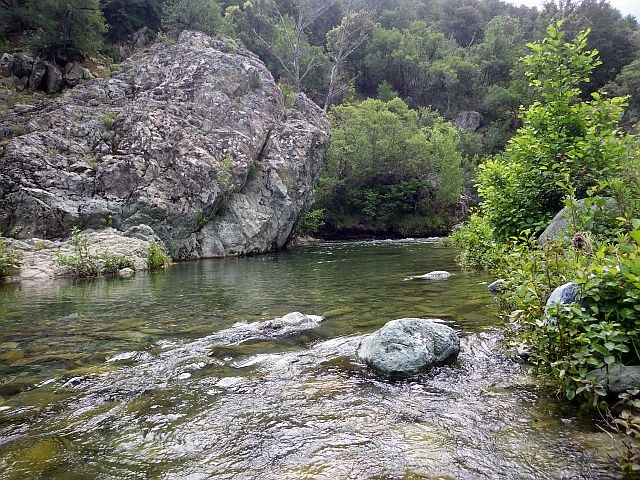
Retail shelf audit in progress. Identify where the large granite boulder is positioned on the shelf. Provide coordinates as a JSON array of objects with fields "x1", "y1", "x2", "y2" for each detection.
[
  {"x1": 357, "y1": 318, "x2": 460, "y2": 377},
  {"x1": 0, "y1": 31, "x2": 330, "y2": 260},
  {"x1": 592, "y1": 365, "x2": 640, "y2": 394}
]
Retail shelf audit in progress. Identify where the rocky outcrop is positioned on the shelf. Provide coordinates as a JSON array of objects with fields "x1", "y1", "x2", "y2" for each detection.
[
  {"x1": 0, "y1": 32, "x2": 330, "y2": 261},
  {"x1": 454, "y1": 111, "x2": 482, "y2": 131},
  {"x1": 0, "y1": 52, "x2": 65, "y2": 93},
  {"x1": 488, "y1": 279, "x2": 506, "y2": 295},
  {"x1": 592, "y1": 365, "x2": 640, "y2": 393},
  {"x1": 357, "y1": 318, "x2": 460, "y2": 377},
  {"x1": 546, "y1": 282, "x2": 582, "y2": 308}
]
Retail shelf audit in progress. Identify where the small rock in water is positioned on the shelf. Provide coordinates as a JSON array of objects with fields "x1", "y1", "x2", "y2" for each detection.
[
  {"x1": 357, "y1": 318, "x2": 460, "y2": 377},
  {"x1": 118, "y1": 268, "x2": 135, "y2": 279},
  {"x1": 405, "y1": 270, "x2": 452, "y2": 281}
]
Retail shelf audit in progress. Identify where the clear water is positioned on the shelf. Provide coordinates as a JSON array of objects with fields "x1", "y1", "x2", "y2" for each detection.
[{"x1": 0, "y1": 240, "x2": 623, "y2": 479}]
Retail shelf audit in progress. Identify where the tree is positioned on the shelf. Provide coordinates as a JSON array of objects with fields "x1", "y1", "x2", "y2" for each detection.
[
  {"x1": 476, "y1": 22, "x2": 630, "y2": 239},
  {"x1": 605, "y1": 58, "x2": 640, "y2": 130},
  {"x1": 236, "y1": 0, "x2": 333, "y2": 93},
  {"x1": 161, "y1": 0, "x2": 230, "y2": 37},
  {"x1": 324, "y1": 6, "x2": 374, "y2": 110},
  {"x1": 316, "y1": 97, "x2": 463, "y2": 234},
  {"x1": 100, "y1": 0, "x2": 163, "y2": 42},
  {"x1": 29, "y1": 0, "x2": 108, "y2": 60}
]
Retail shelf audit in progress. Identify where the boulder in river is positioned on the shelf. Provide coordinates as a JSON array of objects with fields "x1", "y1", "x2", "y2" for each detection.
[
  {"x1": 405, "y1": 271, "x2": 452, "y2": 281},
  {"x1": 0, "y1": 31, "x2": 330, "y2": 262},
  {"x1": 357, "y1": 318, "x2": 460, "y2": 377}
]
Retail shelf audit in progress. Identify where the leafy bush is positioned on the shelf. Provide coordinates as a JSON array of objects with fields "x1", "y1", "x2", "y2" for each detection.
[
  {"x1": 161, "y1": 0, "x2": 231, "y2": 37},
  {"x1": 476, "y1": 22, "x2": 630, "y2": 240},
  {"x1": 29, "y1": 0, "x2": 108, "y2": 60},
  {"x1": 56, "y1": 227, "x2": 100, "y2": 277},
  {"x1": 316, "y1": 97, "x2": 463, "y2": 235},
  {"x1": 293, "y1": 209, "x2": 325, "y2": 237},
  {"x1": 147, "y1": 241, "x2": 171, "y2": 271},
  {"x1": 0, "y1": 238, "x2": 21, "y2": 278},
  {"x1": 503, "y1": 222, "x2": 640, "y2": 406},
  {"x1": 100, "y1": 252, "x2": 135, "y2": 275},
  {"x1": 446, "y1": 213, "x2": 501, "y2": 270}
]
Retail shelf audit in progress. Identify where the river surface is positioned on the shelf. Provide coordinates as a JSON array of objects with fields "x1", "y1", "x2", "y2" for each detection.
[{"x1": 0, "y1": 239, "x2": 624, "y2": 479}]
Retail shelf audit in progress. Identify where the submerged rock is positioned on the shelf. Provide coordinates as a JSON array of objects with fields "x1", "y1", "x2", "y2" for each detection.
[
  {"x1": 0, "y1": 31, "x2": 330, "y2": 262},
  {"x1": 117, "y1": 267, "x2": 134, "y2": 279},
  {"x1": 404, "y1": 270, "x2": 452, "y2": 281},
  {"x1": 357, "y1": 318, "x2": 460, "y2": 377}
]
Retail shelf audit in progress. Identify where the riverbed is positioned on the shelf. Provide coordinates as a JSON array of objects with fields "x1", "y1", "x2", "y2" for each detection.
[{"x1": 0, "y1": 239, "x2": 622, "y2": 479}]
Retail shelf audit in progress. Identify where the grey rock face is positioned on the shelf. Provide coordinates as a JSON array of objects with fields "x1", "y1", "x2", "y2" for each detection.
[
  {"x1": 454, "y1": 111, "x2": 482, "y2": 131},
  {"x1": 405, "y1": 270, "x2": 452, "y2": 281},
  {"x1": 546, "y1": 282, "x2": 582, "y2": 307},
  {"x1": 0, "y1": 31, "x2": 330, "y2": 260},
  {"x1": 538, "y1": 197, "x2": 618, "y2": 245},
  {"x1": 357, "y1": 318, "x2": 460, "y2": 377},
  {"x1": 592, "y1": 365, "x2": 640, "y2": 393},
  {"x1": 28, "y1": 59, "x2": 47, "y2": 90}
]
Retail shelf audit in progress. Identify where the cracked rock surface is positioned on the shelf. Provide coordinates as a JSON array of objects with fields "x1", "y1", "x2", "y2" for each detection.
[{"x1": 0, "y1": 31, "x2": 330, "y2": 260}]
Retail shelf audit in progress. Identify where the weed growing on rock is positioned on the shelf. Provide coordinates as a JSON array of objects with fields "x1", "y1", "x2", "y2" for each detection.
[
  {"x1": 56, "y1": 227, "x2": 100, "y2": 277},
  {"x1": 100, "y1": 252, "x2": 134, "y2": 275},
  {"x1": 0, "y1": 236, "x2": 21, "y2": 278},
  {"x1": 219, "y1": 154, "x2": 234, "y2": 189},
  {"x1": 147, "y1": 241, "x2": 171, "y2": 271}
]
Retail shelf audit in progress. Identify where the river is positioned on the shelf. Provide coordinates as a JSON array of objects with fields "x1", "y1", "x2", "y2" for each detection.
[{"x1": 0, "y1": 239, "x2": 623, "y2": 479}]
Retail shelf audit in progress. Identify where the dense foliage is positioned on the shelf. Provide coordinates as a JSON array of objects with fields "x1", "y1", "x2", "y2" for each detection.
[
  {"x1": 316, "y1": 98, "x2": 463, "y2": 236},
  {"x1": 449, "y1": 23, "x2": 640, "y2": 469}
]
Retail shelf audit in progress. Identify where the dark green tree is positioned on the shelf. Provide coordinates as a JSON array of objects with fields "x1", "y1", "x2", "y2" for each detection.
[{"x1": 29, "y1": 0, "x2": 108, "y2": 60}]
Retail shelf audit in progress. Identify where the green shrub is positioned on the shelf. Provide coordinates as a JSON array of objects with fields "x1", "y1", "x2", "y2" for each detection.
[
  {"x1": 447, "y1": 213, "x2": 502, "y2": 270},
  {"x1": 100, "y1": 252, "x2": 135, "y2": 275},
  {"x1": 476, "y1": 22, "x2": 630, "y2": 240},
  {"x1": 147, "y1": 241, "x2": 171, "y2": 271},
  {"x1": 56, "y1": 227, "x2": 100, "y2": 277},
  {"x1": 0, "y1": 238, "x2": 21, "y2": 278},
  {"x1": 504, "y1": 223, "x2": 640, "y2": 405},
  {"x1": 278, "y1": 81, "x2": 296, "y2": 109},
  {"x1": 294, "y1": 209, "x2": 325, "y2": 237}
]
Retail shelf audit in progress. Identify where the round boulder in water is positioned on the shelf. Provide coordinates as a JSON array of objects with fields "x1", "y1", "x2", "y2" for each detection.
[{"x1": 357, "y1": 318, "x2": 460, "y2": 377}]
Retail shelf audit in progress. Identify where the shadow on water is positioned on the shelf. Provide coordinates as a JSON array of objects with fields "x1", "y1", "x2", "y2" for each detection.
[{"x1": 0, "y1": 239, "x2": 625, "y2": 479}]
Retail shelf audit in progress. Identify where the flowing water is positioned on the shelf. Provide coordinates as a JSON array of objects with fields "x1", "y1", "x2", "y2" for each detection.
[{"x1": 0, "y1": 239, "x2": 624, "y2": 479}]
